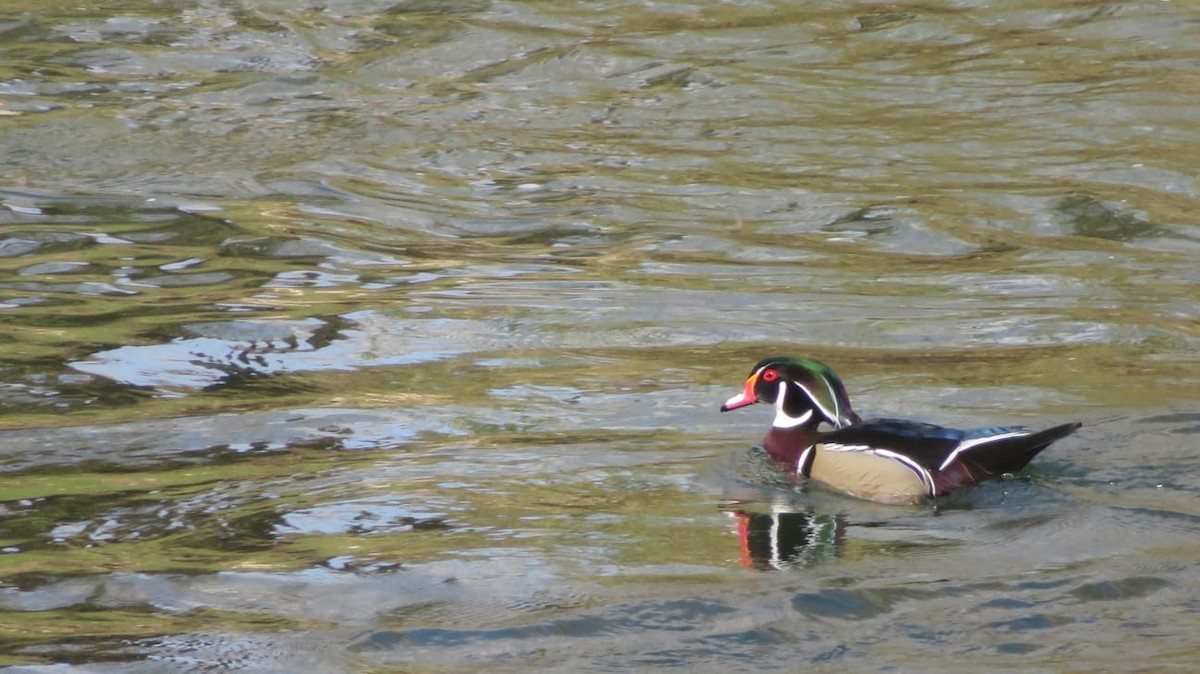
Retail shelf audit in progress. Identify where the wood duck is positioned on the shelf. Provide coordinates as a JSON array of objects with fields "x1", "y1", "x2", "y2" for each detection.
[{"x1": 720, "y1": 356, "x2": 1081, "y2": 504}]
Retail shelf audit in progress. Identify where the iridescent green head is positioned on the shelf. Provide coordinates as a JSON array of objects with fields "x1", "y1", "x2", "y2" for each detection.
[{"x1": 720, "y1": 356, "x2": 861, "y2": 429}]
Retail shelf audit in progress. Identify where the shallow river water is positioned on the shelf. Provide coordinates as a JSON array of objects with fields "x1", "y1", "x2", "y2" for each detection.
[{"x1": 1, "y1": 1, "x2": 1199, "y2": 672}]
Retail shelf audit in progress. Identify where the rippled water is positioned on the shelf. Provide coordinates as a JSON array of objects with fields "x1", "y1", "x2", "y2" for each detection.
[{"x1": 1, "y1": 1, "x2": 1198, "y2": 671}]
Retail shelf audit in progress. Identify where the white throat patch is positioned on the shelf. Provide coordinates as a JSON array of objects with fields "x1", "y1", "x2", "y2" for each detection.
[{"x1": 772, "y1": 384, "x2": 814, "y2": 429}]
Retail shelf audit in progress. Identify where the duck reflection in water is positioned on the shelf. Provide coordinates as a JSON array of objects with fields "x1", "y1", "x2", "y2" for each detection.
[{"x1": 725, "y1": 506, "x2": 846, "y2": 570}]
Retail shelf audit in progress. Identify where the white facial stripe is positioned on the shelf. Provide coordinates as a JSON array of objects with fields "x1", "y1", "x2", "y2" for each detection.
[
  {"x1": 771, "y1": 384, "x2": 815, "y2": 429},
  {"x1": 794, "y1": 380, "x2": 841, "y2": 428},
  {"x1": 773, "y1": 407, "x2": 813, "y2": 429}
]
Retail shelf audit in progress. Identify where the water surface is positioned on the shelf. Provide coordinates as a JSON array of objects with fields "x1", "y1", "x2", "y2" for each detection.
[{"x1": 1, "y1": 1, "x2": 1198, "y2": 672}]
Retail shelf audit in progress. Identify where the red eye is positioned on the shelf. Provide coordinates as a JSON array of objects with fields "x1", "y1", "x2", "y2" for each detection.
[{"x1": 761, "y1": 369, "x2": 778, "y2": 382}]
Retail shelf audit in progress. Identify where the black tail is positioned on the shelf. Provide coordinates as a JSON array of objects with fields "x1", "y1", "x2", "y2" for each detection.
[{"x1": 964, "y1": 422, "x2": 1081, "y2": 476}]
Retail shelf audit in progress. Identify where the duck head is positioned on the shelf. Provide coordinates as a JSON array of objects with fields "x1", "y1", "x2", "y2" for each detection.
[{"x1": 720, "y1": 356, "x2": 861, "y2": 430}]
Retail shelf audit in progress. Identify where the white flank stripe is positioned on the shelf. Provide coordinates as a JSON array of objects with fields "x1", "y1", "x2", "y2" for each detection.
[
  {"x1": 797, "y1": 446, "x2": 814, "y2": 477},
  {"x1": 820, "y1": 443, "x2": 871, "y2": 453},
  {"x1": 937, "y1": 431, "x2": 1030, "y2": 471},
  {"x1": 871, "y1": 449, "x2": 936, "y2": 496}
]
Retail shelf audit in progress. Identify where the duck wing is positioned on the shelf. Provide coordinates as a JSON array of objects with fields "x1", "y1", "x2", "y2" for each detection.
[
  {"x1": 818, "y1": 418, "x2": 978, "y2": 473},
  {"x1": 941, "y1": 422, "x2": 1082, "y2": 476},
  {"x1": 820, "y1": 418, "x2": 1081, "y2": 471}
]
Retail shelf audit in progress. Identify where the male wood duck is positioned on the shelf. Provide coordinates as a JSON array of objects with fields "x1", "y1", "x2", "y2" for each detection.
[{"x1": 720, "y1": 356, "x2": 1081, "y2": 504}]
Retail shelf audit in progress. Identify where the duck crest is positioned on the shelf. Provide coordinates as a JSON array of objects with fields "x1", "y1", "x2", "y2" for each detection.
[{"x1": 782, "y1": 356, "x2": 859, "y2": 429}]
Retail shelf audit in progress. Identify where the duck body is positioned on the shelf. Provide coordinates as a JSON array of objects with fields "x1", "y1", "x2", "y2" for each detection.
[{"x1": 722, "y1": 356, "x2": 1081, "y2": 504}]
